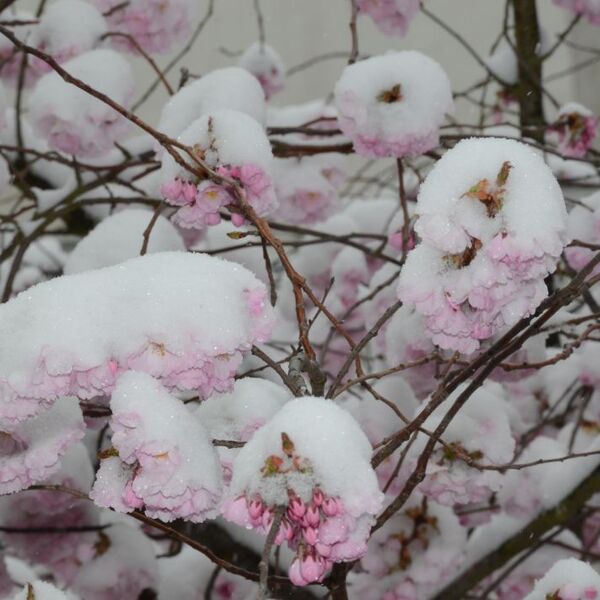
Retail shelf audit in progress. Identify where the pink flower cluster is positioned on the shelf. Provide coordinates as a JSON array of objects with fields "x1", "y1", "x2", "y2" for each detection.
[
  {"x1": 91, "y1": 372, "x2": 223, "y2": 522},
  {"x1": 402, "y1": 384, "x2": 515, "y2": 507},
  {"x1": 28, "y1": 49, "x2": 134, "y2": 158},
  {"x1": 0, "y1": 252, "x2": 274, "y2": 428},
  {"x1": 162, "y1": 164, "x2": 275, "y2": 229},
  {"x1": 159, "y1": 110, "x2": 277, "y2": 229},
  {"x1": 0, "y1": 443, "x2": 99, "y2": 584},
  {"x1": 225, "y1": 486, "x2": 362, "y2": 585},
  {"x1": 334, "y1": 51, "x2": 453, "y2": 158},
  {"x1": 0, "y1": 397, "x2": 84, "y2": 495},
  {"x1": 554, "y1": 0, "x2": 600, "y2": 24},
  {"x1": 223, "y1": 397, "x2": 383, "y2": 586},
  {"x1": 523, "y1": 558, "x2": 600, "y2": 600},
  {"x1": 356, "y1": 496, "x2": 466, "y2": 599},
  {"x1": 356, "y1": 0, "x2": 420, "y2": 36},
  {"x1": 548, "y1": 103, "x2": 598, "y2": 158},
  {"x1": 398, "y1": 138, "x2": 568, "y2": 354},
  {"x1": 93, "y1": 0, "x2": 197, "y2": 54},
  {"x1": 272, "y1": 158, "x2": 339, "y2": 225}
]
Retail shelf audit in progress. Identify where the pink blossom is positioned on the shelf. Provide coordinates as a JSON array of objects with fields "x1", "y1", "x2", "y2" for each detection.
[
  {"x1": 399, "y1": 137, "x2": 568, "y2": 353},
  {"x1": 554, "y1": 0, "x2": 600, "y2": 24},
  {"x1": 334, "y1": 51, "x2": 453, "y2": 159},
  {"x1": 28, "y1": 49, "x2": 134, "y2": 158},
  {"x1": 0, "y1": 397, "x2": 84, "y2": 495},
  {"x1": 238, "y1": 42, "x2": 286, "y2": 100},
  {"x1": 272, "y1": 158, "x2": 338, "y2": 225},
  {"x1": 28, "y1": 0, "x2": 107, "y2": 78},
  {"x1": 357, "y1": 0, "x2": 420, "y2": 36},
  {"x1": 0, "y1": 443, "x2": 100, "y2": 584},
  {"x1": 548, "y1": 103, "x2": 598, "y2": 158},
  {"x1": 93, "y1": 0, "x2": 198, "y2": 54},
  {"x1": 91, "y1": 372, "x2": 223, "y2": 522},
  {"x1": 160, "y1": 110, "x2": 277, "y2": 230},
  {"x1": 222, "y1": 397, "x2": 383, "y2": 586},
  {"x1": 0, "y1": 252, "x2": 274, "y2": 427}
]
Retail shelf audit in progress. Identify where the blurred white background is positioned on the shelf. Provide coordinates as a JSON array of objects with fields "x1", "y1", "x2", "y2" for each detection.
[{"x1": 15, "y1": 0, "x2": 600, "y2": 123}]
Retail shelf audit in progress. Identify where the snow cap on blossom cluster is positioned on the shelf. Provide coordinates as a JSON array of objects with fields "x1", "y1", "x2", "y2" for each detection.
[
  {"x1": 0, "y1": 251, "x2": 274, "y2": 427},
  {"x1": 548, "y1": 102, "x2": 598, "y2": 158},
  {"x1": 402, "y1": 383, "x2": 515, "y2": 506},
  {"x1": 334, "y1": 51, "x2": 453, "y2": 158},
  {"x1": 28, "y1": 49, "x2": 134, "y2": 158},
  {"x1": 70, "y1": 521, "x2": 156, "y2": 600},
  {"x1": 357, "y1": 0, "x2": 420, "y2": 36},
  {"x1": 565, "y1": 191, "x2": 600, "y2": 277},
  {"x1": 10, "y1": 581, "x2": 75, "y2": 600},
  {"x1": 92, "y1": 0, "x2": 198, "y2": 54},
  {"x1": 554, "y1": 0, "x2": 600, "y2": 24},
  {"x1": 64, "y1": 209, "x2": 185, "y2": 274},
  {"x1": 524, "y1": 558, "x2": 600, "y2": 600},
  {"x1": 195, "y1": 377, "x2": 291, "y2": 484},
  {"x1": 398, "y1": 137, "x2": 568, "y2": 354},
  {"x1": 29, "y1": 0, "x2": 107, "y2": 77},
  {"x1": 272, "y1": 158, "x2": 338, "y2": 225},
  {"x1": 160, "y1": 109, "x2": 277, "y2": 228},
  {"x1": 238, "y1": 42, "x2": 286, "y2": 100},
  {"x1": 223, "y1": 397, "x2": 383, "y2": 586},
  {"x1": 0, "y1": 397, "x2": 84, "y2": 495},
  {"x1": 157, "y1": 67, "x2": 266, "y2": 141},
  {"x1": 356, "y1": 494, "x2": 466, "y2": 598},
  {"x1": 0, "y1": 443, "x2": 99, "y2": 584},
  {"x1": 91, "y1": 372, "x2": 223, "y2": 522}
]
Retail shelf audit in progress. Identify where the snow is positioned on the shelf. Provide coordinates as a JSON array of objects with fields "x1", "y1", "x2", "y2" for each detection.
[
  {"x1": 524, "y1": 558, "x2": 600, "y2": 600},
  {"x1": 30, "y1": 0, "x2": 107, "y2": 75},
  {"x1": 334, "y1": 51, "x2": 454, "y2": 157},
  {"x1": 399, "y1": 137, "x2": 568, "y2": 353},
  {"x1": 91, "y1": 371, "x2": 223, "y2": 521},
  {"x1": 28, "y1": 49, "x2": 134, "y2": 158},
  {"x1": 0, "y1": 251, "x2": 275, "y2": 426},
  {"x1": 70, "y1": 521, "x2": 156, "y2": 600},
  {"x1": 238, "y1": 42, "x2": 286, "y2": 100},
  {"x1": 160, "y1": 109, "x2": 277, "y2": 228},
  {"x1": 10, "y1": 581, "x2": 75, "y2": 600},
  {"x1": 227, "y1": 396, "x2": 381, "y2": 513},
  {"x1": 196, "y1": 377, "x2": 291, "y2": 483},
  {"x1": 64, "y1": 209, "x2": 185, "y2": 274},
  {"x1": 157, "y1": 67, "x2": 266, "y2": 141},
  {"x1": 0, "y1": 396, "x2": 84, "y2": 495}
]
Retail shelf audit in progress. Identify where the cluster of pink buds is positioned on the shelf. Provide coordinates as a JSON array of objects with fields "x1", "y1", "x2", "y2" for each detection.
[{"x1": 232, "y1": 486, "x2": 347, "y2": 586}]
